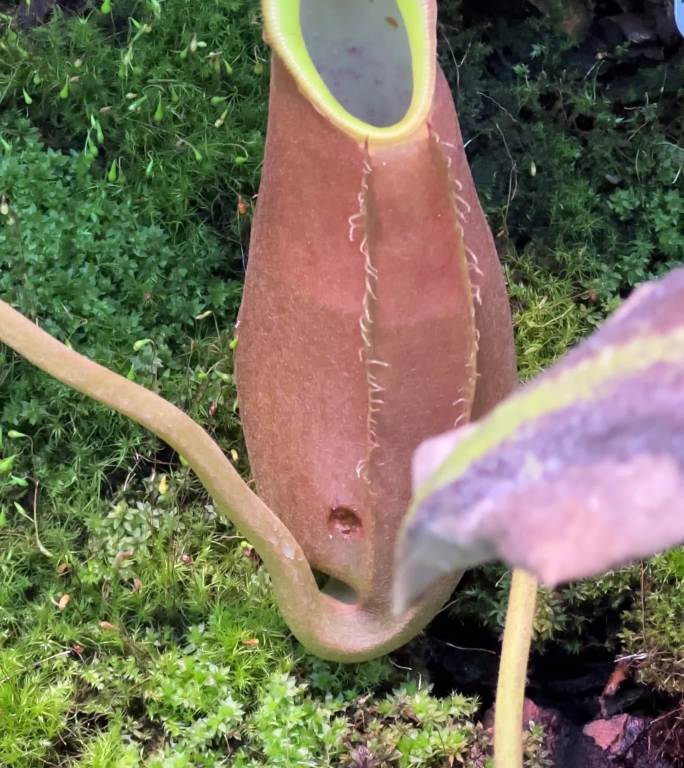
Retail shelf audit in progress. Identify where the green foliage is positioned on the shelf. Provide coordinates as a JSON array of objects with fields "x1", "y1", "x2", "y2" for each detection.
[
  {"x1": 505, "y1": 249, "x2": 605, "y2": 381},
  {"x1": 0, "y1": 116, "x2": 245, "y2": 512},
  {"x1": 620, "y1": 548, "x2": 684, "y2": 697},
  {"x1": 0, "y1": 0, "x2": 267, "y2": 225},
  {"x1": 146, "y1": 651, "x2": 246, "y2": 762},
  {"x1": 0, "y1": 649, "x2": 73, "y2": 768},
  {"x1": 0, "y1": 468, "x2": 330, "y2": 766},
  {"x1": 0, "y1": 457, "x2": 550, "y2": 766},
  {"x1": 74, "y1": 721, "x2": 140, "y2": 768},
  {"x1": 0, "y1": 0, "x2": 261, "y2": 517},
  {"x1": 438, "y1": 3, "x2": 684, "y2": 303},
  {"x1": 366, "y1": 684, "x2": 482, "y2": 766},
  {"x1": 451, "y1": 563, "x2": 638, "y2": 654},
  {"x1": 233, "y1": 673, "x2": 349, "y2": 767}
]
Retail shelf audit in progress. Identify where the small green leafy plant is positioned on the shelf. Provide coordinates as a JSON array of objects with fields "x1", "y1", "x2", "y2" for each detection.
[
  {"x1": 0, "y1": 115, "x2": 244, "y2": 510},
  {"x1": 439, "y1": 1, "x2": 684, "y2": 305}
]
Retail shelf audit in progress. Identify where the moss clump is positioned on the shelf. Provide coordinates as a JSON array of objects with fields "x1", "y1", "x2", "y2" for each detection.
[
  {"x1": 505, "y1": 248, "x2": 605, "y2": 381},
  {"x1": 620, "y1": 550, "x2": 684, "y2": 697},
  {"x1": 439, "y1": 1, "x2": 684, "y2": 303},
  {"x1": 0, "y1": 0, "x2": 268, "y2": 227},
  {"x1": 0, "y1": 117, "x2": 245, "y2": 512},
  {"x1": 0, "y1": 465, "x2": 555, "y2": 767}
]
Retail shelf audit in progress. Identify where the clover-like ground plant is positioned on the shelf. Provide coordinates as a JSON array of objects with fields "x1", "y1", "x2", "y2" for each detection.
[{"x1": 395, "y1": 265, "x2": 684, "y2": 767}]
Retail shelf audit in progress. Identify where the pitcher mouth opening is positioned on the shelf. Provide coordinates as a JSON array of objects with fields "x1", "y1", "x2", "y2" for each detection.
[{"x1": 262, "y1": 0, "x2": 436, "y2": 145}]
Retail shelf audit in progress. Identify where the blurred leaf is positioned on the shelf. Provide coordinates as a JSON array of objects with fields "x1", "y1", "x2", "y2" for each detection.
[{"x1": 395, "y1": 267, "x2": 684, "y2": 611}]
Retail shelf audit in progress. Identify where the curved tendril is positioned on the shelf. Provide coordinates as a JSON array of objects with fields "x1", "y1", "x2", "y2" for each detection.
[{"x1": 0, "y1": 299, "x2": 444, "y2": 661}]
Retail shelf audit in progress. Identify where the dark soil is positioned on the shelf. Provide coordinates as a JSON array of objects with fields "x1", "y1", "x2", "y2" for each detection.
[{"x1": 397, "y1": 612, "x2": 682, "y2": 768}]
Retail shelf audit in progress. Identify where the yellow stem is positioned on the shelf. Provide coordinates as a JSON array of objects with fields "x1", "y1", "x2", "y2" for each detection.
[{"x1": 494, "y1": 568, "x2": 538, "y2": 768}]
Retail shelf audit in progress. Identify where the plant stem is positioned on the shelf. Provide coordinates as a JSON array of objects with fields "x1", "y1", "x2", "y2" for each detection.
[
  {"x1": 494, "y1": 568, "x2": 538, "y2": 768},
  {"x1": 0, "y1": 298, "x2": 450, "y2": 662}
]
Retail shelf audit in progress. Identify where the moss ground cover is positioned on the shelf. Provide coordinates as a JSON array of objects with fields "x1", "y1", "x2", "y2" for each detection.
[{"x1": 0, "y1": 0, "x2": 681, "y2": 764}]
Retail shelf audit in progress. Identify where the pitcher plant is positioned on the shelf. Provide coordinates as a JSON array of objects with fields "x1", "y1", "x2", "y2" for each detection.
[{"x1": 0, "y1": 0, "x2": 516, "y2": 661}]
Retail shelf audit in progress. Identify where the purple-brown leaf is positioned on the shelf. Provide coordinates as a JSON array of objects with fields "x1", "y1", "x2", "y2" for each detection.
[{"x1": 394, "y1": 267, "x2": 684, "y2": 613}]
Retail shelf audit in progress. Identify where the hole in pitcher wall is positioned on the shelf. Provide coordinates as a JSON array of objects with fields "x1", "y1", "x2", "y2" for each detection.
[{"x1": 328, "y1": 506, "x2": 363, "y2": 537}]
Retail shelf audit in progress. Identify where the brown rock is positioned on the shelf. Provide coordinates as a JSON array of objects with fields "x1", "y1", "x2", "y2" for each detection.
[
  {"x1": 584, "y1": 714, "x2": 630, "y2": 752},
  {"x1": 584, "y1": 715, "x2": 648, "y2": 757}
]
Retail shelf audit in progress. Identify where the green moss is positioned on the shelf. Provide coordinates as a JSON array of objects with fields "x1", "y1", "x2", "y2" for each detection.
[
  {"x1": 0, "y1": 0, "x2": 268, "y2": 227},
  {"x1": 0, "y1": 3, "x2": 681, "y2": 763},
  {"x1": 74, "y1": 721, "x2": 140, "y2": 768},
  {"x1": 0, "y1": 116, "x2": 244, "y2": 513},
  {"x1": 0, "y1": 650, "x2": 73, "y2": 768},
  {"x1": 505, "y1": 248, "x2": 606, "y2": 380},
  {"x1": 620, "y1": 549, "x2": 684, "y2": 697},
  {"x1": 438, "y1": 2, "x2": 684, "y2": 300},
  {"x1": 0, "y1": 464, "x2": 557, "y2": 767}
]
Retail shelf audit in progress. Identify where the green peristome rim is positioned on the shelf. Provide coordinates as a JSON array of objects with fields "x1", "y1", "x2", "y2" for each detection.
[{"x1": 262, "y1": 0, "x2": 436, "y2": 145}]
